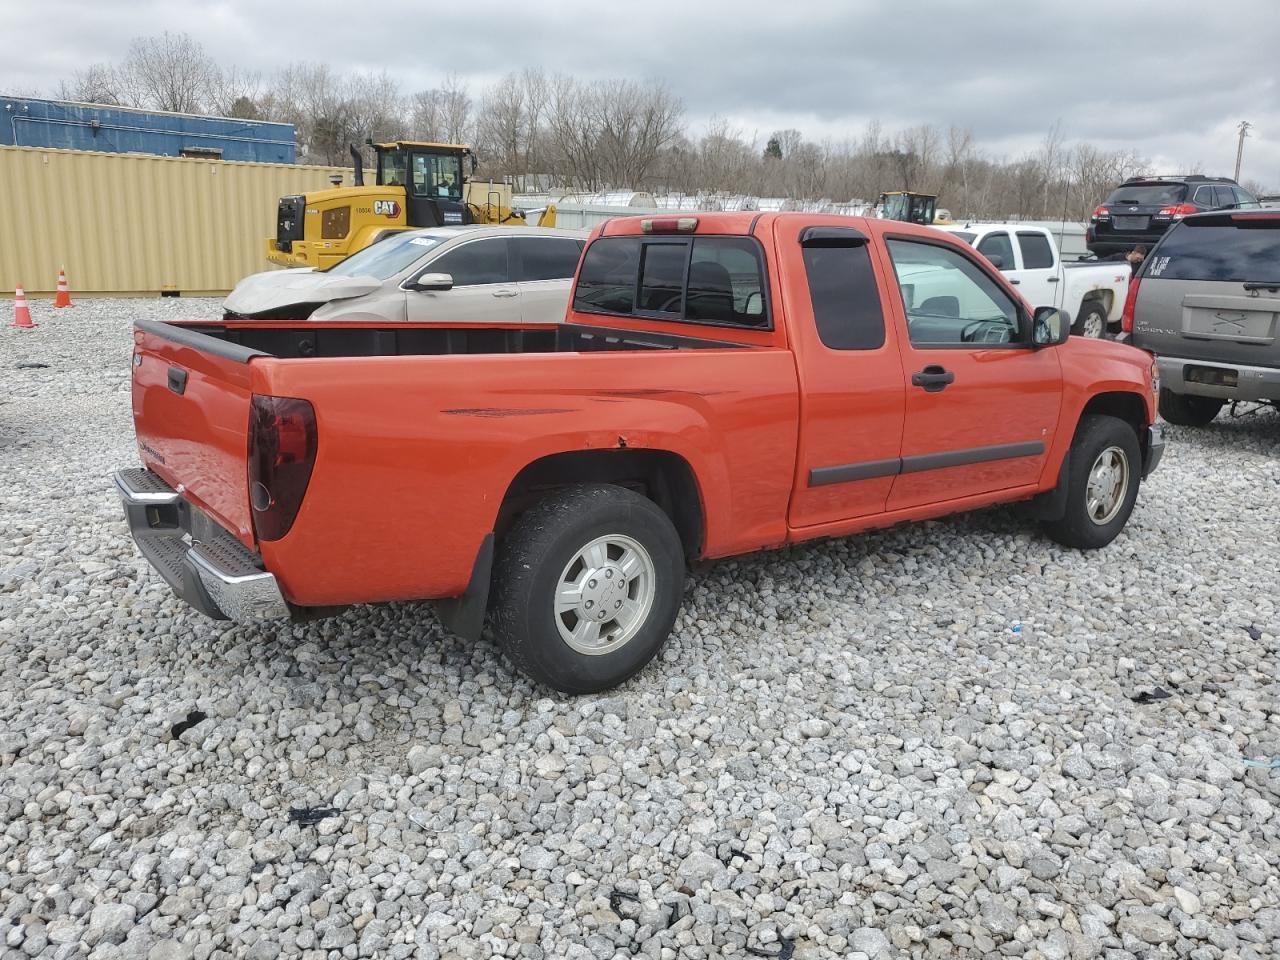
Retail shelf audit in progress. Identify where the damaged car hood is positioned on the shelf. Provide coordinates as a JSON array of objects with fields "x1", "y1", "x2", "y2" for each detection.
[{"x1": 223, "y1": 269, "x2": 383, "y2": 316}]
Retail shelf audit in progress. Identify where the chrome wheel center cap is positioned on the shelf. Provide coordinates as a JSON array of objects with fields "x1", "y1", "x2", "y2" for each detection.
[{"x1": 577, "y1": 564, "x2": 626, "y2": 621}]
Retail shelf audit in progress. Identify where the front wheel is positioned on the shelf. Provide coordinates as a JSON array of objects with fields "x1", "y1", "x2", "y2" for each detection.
[
  {"x1": 1158, "y1": 388, "x2": 1223, "y2": 427},
  {"x1": 1073, "y1": 301, "x2": 1109, "y2": 339},
  {"x1": 1042, "y1": 415, "x2": 1142, "y2": 549},
  {"x1": 489, "y1": 484, "x2": 685, "y2": 694}
]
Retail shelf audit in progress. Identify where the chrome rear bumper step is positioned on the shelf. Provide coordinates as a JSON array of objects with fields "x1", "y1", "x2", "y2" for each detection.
[{"x1": 114, "y1": 467, "x2": 290, "y2": 621}]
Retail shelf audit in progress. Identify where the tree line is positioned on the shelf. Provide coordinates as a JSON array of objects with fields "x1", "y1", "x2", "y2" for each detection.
[{"x1": 53, "y1": 32, "x2": 1270, "y2": 221}]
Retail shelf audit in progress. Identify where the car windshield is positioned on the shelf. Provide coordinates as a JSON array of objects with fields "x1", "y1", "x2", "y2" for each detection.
[
  {"x1": 1107, "y1": 183, "x2": 1188, "y2": 205},
  {"x1": 1144, "y1": 218, "x2": 1280, "y2": 283},
  {"x1": 324, "y1": 233, "x2": 446, "y2": 279}
]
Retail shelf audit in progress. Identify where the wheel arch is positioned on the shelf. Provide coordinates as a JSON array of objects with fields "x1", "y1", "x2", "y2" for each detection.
[
  {"x1": 435, "y1": 448, "x2": 706, "y2": 644},
  {"x1": 1080, "y1": 390, "x2": 1146, "y2": 437},
  {"x1": 497, "y1": 448, "x2": 706, "y2": 560},
  {"x1": 1077, "y1": 288, "x2": 1114, "y2": 320}
]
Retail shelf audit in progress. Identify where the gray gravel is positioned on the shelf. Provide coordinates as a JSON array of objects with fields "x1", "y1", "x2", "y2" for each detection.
[{"x1": 2, "y1": 298, "x2": 1278, "y2": 960}]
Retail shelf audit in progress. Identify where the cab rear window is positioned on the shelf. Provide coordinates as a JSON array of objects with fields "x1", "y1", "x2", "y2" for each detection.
[
  {"x1": 1144, "y1": 218, "x2": 1280, "y2": 282},
  {"x1": 573, "y1": 236, "x2": 770, "y2": 328},
  {"x1": 1106, "y1": 183, "x2": 1188, "y2": 205}
]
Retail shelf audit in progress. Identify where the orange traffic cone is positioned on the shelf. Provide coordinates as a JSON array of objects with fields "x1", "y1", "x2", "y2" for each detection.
[
  {"x1": 54, "y1": 268, "x2": 74, "y2": 308},
  {"x1": 12, "y1": 285, "x2": 36, "y2": 328}
]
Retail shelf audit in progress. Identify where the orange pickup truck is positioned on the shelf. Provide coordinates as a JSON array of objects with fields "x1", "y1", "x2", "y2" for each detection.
[{"x1": 116, "y1": 213, "x2": 1163, "y2": 693}]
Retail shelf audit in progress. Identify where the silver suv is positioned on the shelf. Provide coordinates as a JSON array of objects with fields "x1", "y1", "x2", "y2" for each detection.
[{"x1": 1123, "y1": 210, "x2": 1280, "y2": 425}]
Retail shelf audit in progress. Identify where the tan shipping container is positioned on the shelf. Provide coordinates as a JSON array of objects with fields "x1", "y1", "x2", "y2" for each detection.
[{"x1": 0, "y1": 145, "x2": 368, "y2": 297}]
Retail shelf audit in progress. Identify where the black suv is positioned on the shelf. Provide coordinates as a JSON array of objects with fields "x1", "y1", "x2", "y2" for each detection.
[{"x1": 1086, "y1": 175, "x2": 1259, "y2": 257}]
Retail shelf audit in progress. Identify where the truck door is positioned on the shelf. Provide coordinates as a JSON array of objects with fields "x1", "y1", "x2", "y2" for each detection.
[
  {"x1": 877, "y1": 234, "x2": 1061, "y2": 511},
  {"x1": 783, "y1": 221, "x2": 908, "y2": 529},
  {"x1": 1013, "y1": 230, "x2": 1061, "y2": 309}
]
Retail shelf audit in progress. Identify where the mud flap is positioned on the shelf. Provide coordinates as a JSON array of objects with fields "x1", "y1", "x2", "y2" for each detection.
[
  {"x1": 1027, "y1": 451, "x2": 1070, "y2": 521},
  {"x1": 434, "y1": 534, "x2": 494, "y2": 642}
]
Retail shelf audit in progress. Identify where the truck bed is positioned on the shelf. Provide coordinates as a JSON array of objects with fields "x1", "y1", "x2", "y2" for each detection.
[
  {"x1": 128, "y1": 317, "x2": 800, "y2": 609},
  {"x1": 152, "y1": 318, "x2": 748, "y2": 361}
]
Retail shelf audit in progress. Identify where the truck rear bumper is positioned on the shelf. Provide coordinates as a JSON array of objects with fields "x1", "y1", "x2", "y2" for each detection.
[
  {"x1": 1156, "y1": 355, "x2": 1280, "y2": 403},
  {"x1": 114, "y1": 467, "x2": 290, "y2": 621}
]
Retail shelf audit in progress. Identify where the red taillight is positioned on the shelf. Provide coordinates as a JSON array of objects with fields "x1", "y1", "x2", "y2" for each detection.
[
  {"x1": 248, "y1": 395, "x2": 317, "y2": 541},
  {"x1": 1157, "y1": 203, "x2": 1197, "y2": 219},
  {"x1": 1121, "y1": 277, "x2": 1142, "y2": 333},
  {"x1": 640, "y1": 216, "x2": 698, "y2": 233},
  {"x1": 1091, "y1": 205, "x2": 1110, "y2": 221}
]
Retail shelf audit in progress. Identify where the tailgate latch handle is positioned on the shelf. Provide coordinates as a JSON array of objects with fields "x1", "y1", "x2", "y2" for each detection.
[
  {"x1": 167, "y1": 367, "x2": 188, "y2": 396},
  {"x1": 911, "y1": 365, "x2": 955, "y2": 393}
]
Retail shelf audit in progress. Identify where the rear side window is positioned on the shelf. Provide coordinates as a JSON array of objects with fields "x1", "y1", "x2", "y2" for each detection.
[
  {"x1": 428, "y1": 238, "x2": 509, "y2": 286},
  {"x1": 802, "y1": 244, "x2": 885, "y2": 350},
  {"x1": 1017, "y1": 232, "x2": 1055, "y2": 269},
  {"x1": 572, "y1": 235, "x2": 769, "y2": 328},
  {"x1": 1144, "y1": 220, "x2": 1280, "y2": 282},
  {"x1": 574, "y1": 237, "x2": 641, "y2": 313},
  {"x1": 515, "y1": 237, "x2": 583, "y2": 282}
]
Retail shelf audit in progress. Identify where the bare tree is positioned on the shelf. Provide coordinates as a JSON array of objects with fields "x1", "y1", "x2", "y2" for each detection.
[
  {"x1": 210, "y1": 67, "x2": 264, "y2": 119},
  {"x1": 56, "y1": 63, "x2": 131, "y2": 106},
  {"x1": 119, "y1": 32, "x2": 220, "y2": 113},
  {"x1": 346, "y1": 71, "x2": 404, "y2": 146},
  {"x1": 439, "y1": 73, "x2": 472, "y2": 145}
]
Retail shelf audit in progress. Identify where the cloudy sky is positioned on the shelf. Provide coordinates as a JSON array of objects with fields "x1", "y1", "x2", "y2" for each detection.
[{"x1": 3, "y1": 0, "x2": 1278, "y2": 187}]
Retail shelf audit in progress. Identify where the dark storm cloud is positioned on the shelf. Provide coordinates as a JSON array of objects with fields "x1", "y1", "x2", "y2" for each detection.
[{"x1": 5, "y1": 0, "x2": 1278, "y2": 182}]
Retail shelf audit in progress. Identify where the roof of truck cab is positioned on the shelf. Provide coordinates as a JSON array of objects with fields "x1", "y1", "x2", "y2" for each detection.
[{"x1": 594, "y1": 210, "x2": 957, "y2": 242}]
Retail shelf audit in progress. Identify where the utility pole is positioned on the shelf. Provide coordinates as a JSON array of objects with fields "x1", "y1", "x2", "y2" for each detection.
[{"x1": 1234, "y1": 120, "x2": 1251, "y2": 181}]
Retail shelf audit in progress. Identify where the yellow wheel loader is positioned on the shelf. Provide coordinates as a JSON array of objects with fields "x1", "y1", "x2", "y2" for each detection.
[
  {"x1": 266, "y1": 141, "x2": 557, "y2": 269},
  {"x1": 876, "y1": 191, "x2": 952, "y2": 226}
]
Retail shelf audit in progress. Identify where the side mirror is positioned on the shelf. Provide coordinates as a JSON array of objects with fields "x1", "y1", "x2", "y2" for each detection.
[
  {"x1": 986, "y1": 253, "x2": 1004, "y2": 270},
  {"x1": 407, "y1": 272, "x2": 453, "y2": 292},
  {"x1": 1032, "y1": 306, "x2": 1071, "y2": 346}
]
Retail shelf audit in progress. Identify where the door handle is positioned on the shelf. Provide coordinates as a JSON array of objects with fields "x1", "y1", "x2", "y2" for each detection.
[
  {"x1": 911, "y1": 365, "x2": 955, "y2": 393},
  {"x1": 491, "y1": 289, "x2": 518, "y2": 298},
  {"x1": 1047, "y1": 277, "x2": 1060, "y2": 283},
  {"x1": 1009, "y1": 279, "x2": 1021, "y2": 285}
]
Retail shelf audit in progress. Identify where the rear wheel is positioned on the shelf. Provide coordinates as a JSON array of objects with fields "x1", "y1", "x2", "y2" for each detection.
[
  {"x1": 1042, "y1": 415, "x2": 1142, "y2": 549},
  {"x1": 489, "y1": 484, "x2": 685, "y2": 694},
  {"x1": 1073, "y1": 301, "x2": 1109, "y2": 339},
  {"x1": 1158, "y1": 388, "x2": 1223, "y2": 427}
]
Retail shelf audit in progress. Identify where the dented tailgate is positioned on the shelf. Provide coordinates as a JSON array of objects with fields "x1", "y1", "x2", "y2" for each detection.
[{"x1": 130, "y1": 321, "x2": 262, "y2": 548}]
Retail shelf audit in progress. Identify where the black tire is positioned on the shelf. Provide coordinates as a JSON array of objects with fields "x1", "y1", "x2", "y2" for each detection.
[
  {"x1": 489, "y1": 484, "x2": 685, "y2": 694},
  {"x1": 1042, "y1": 415, "x2": 1142, "y2": 550},
  {"x1": 1072, "y1": 301, "x2": 1109, "y2": 339},
  {"x1": 1158, "y1": 388, "x2": 1223, "y2": 427}
]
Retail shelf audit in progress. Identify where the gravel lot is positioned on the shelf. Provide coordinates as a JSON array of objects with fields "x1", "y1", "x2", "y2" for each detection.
[{"x1": 2, "y1": 298, "x2": 1278, "y2": 960}]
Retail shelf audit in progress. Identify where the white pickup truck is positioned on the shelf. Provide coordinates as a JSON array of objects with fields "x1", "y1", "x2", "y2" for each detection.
[{"x1": 938, "y1": 224, "x2": 1130, "y2": 338}]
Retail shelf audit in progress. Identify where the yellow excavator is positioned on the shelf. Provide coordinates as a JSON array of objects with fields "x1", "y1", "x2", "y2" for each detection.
[{"x1": 266, "y1": 140, "x2": 557, "y2": 269}]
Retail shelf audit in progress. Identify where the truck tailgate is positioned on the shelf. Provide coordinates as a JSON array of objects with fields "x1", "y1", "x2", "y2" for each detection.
[{"x1": 131, "y1": 322, "x2": 260, "y2": 548}]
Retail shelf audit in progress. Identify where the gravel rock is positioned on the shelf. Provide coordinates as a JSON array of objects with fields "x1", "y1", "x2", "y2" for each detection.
[
  {"x1": 1119, "y1": 911, "x2": 1178, "y2": 945},
  {"x1": 2, "y1": 299, "x2": 1278, "y2": 959},
  {"x1": 86, "y1": 902, "x2": 136, "y2": 945}
]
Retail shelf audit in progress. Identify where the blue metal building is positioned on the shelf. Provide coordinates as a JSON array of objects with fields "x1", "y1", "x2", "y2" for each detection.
[{"x1": 0, "y1": 96, "x2": 296, "y2": 163}]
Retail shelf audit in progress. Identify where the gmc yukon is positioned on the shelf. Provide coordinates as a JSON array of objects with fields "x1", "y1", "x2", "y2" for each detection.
[{"x1": 116, "y1": 213, "x2": 1164, "y2": 693}]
